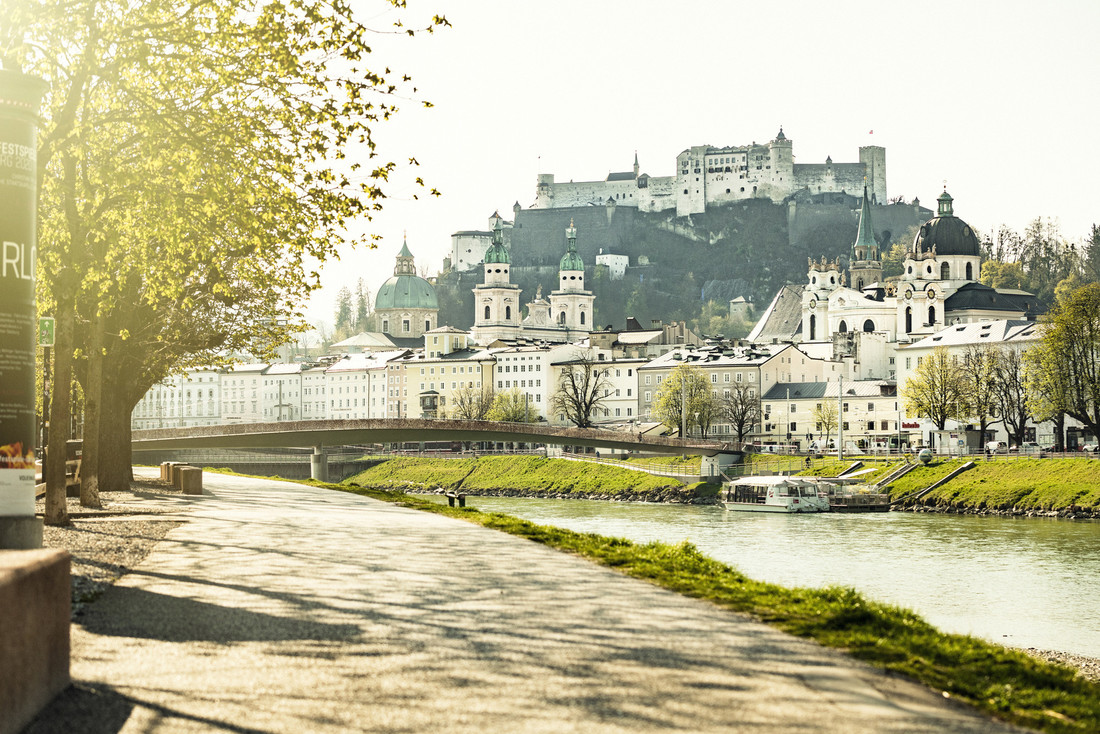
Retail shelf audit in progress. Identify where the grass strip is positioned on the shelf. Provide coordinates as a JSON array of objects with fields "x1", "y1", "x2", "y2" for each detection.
[
  {"x1": 885, "y1": 458, "x2": 1100, "y2": 510},
  {"x1": 345, "y1": 455, "x2": 688, "y2": 496},
  {"x1": 295, "y1": 477, "x2": 1100, "y2": 734}
]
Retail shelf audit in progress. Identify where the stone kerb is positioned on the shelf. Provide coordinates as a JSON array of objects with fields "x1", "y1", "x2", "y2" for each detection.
[
  {"x1": 169, "y1": 463, "x2": 191, "y2": 489},
  {"x1": 178, "y1": 467, "x2": 203, "y2": 496},
  {"x1": 0, "y1": 549, "x2": 70, "y2": 734}
]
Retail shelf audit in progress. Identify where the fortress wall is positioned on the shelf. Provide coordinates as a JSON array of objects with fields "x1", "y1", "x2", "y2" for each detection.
[
  {"x1": 794, "y1": 163, "x2": 867, "y2": 198},
  {"x1": 638, "y1": 176, "x2": 677, "y2": 212},
  {"x1": 451, "y1": 231, "x2": 492, "y2": 272},
  {"x1": 511, "y1": 205, "x2": 635, "y2": 268},
  {"x1": 537, "y1": 178, "x2": 641, "y2": 209}
]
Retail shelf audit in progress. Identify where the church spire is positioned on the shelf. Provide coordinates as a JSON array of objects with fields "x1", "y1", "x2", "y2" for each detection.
[
  {"x1": 852, "y1": 185, "x2": 878, "y2": 259},
  {"x1": 394, "y1": 235, "x2": 416, "y2": 275}
]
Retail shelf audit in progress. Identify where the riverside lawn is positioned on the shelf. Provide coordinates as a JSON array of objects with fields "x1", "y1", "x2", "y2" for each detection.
[
  {"x1": 343, "y1": 455, "x2": 717, "y2": 501},
  {"x1": 305, "y1": 477, "x2": 1099, "y2": 734},
  {"x1": 342, "y1": 454, "x2": 1100, "y2": 512}
]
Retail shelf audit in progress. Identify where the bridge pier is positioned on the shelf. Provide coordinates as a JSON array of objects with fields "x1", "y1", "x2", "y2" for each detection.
[{"x1": 310, "y1": 446, "x2": 328, "y2": 482}]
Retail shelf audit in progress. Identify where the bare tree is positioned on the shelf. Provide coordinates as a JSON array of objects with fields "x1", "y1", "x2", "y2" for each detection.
[
  {"x1": 721, "y1": 382, "x2": 760, "y2": 446},
  {"x1": 549, "y1": 351, "x2": 612, "y2": 428},
  {"x1": 992, "y1": 347, "x2": 1031, "y2": 447},
  {"x1": 959, "y1": 344, "x2": 1003, "y2": 445},
  {"x1": 811, "y1": 400, "x2": 839, "y2": 447},
  {"x1": 449, "y1": 385, "x2": 495, "y2": 421}
]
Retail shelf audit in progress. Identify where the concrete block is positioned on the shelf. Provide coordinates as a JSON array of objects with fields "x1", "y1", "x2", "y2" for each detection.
[
  {"x1": 0, "y1": 517, "x2": 43, "y2": 550},
  {"x1": 160, "y1": 461, "x2": 174, "y2": 481},
  {"x1": 169, "y1": 464, "x2": 190, "y2": 489},
  {"x1": 179, "y1": 467, "x2": 203, "y2": 496},
  {"x1": 0, "y1": 549, "x2": 70, "y2": 734}
]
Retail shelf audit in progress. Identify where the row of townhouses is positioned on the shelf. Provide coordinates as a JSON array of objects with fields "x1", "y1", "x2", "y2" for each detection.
[{"x1": 131, "y1": 316, "x2": 1081, "y2": 450}]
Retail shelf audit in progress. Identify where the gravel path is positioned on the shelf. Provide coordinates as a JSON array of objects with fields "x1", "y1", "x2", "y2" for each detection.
[{"x1": 38, "y1": 479, "x2": 187, "y2": 617}]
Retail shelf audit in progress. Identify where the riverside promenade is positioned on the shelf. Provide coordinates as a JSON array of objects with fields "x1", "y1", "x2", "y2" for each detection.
[{"x1": 27, "y1": 471, "x2": 1025, "y2": 733}]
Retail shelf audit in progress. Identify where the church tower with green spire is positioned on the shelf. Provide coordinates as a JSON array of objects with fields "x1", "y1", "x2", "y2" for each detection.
[
  {"x1": 549, "y1": 219, "x2": 595, "y2": 333},
  {"x1": 470, "y1": 219, "x2": 522, "y2": 343},
  {"x1": 848, "y1": 185, "x2": 882, "y2": 292}
]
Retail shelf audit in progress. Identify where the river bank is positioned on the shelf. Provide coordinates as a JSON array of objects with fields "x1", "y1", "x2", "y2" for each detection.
[{"x1": 344, "y1": 455, "x2": 1100, "y2": 518}]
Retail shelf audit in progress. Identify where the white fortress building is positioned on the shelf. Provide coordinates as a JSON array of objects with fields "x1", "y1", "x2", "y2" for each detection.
[{"x1": 532, "y1": 129, "x2": 886, "y2": 217}]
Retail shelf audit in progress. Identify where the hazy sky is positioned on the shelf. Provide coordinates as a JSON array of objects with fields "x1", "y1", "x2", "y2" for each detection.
[{"x1": 304, "y1": 0, "x2": 1100, "y2": 326}]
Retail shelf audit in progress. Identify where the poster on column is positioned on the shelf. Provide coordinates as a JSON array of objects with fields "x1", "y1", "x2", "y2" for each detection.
[{"x1": 0, "y1": 71, "x2": 46, "y2": 516}]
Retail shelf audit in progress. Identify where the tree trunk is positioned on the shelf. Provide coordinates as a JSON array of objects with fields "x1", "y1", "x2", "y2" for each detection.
[
  {"x1": 98, "y1": 367, "x2": 135, "y2": 492},
  {"x1": 44, "y1": 301, "x2": 72, "y2": 526},
  {"x1": 1053, "y1": 413, "x2": 1065, "y2": 451},
  {"x1": 78, "y1": 310, "x2": 104, "y2": 507}
]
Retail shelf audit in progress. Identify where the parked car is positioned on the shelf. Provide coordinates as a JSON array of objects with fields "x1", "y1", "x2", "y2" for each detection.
[
  {"x1": 1081, "y1": 443, "x2": 1099, "y2": 453},
  {"x1": 986, "y1": 441, "x2": 1009, "y2": 454},
  {"x1": 1012, "y1": 442, "x2": 1041, "y2": 455}
]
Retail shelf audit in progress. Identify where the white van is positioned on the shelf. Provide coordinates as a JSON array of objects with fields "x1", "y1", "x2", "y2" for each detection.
[{"x1": 986, "y1": 441, "x2": 1008, "y2": 454}]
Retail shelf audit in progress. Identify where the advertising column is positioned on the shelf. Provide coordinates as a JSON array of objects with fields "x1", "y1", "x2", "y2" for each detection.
[{"x1": 0, "y1": 69, "x2": 48, "y2": 548}]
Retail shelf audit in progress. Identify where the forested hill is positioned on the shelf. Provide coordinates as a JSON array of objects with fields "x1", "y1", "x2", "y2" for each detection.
[{"x1": 434, "y1": 197, "x2": 932, "y2": 334}]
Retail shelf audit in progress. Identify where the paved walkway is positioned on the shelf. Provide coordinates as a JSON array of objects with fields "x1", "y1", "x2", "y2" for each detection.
[{"x1": 29, "y1": 470, "x2": 1027, "y2": 733}]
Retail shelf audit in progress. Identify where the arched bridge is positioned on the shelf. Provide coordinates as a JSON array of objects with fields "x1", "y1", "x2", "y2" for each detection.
[
  {"x1": 132, "y1": 419, "x2": 738, "y2": 482},
  {"x1": 132, "y1": 418, "x2": 733, "y2": 457}
]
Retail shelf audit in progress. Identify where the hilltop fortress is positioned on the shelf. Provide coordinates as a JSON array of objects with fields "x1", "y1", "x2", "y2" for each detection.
[{"x1": 533, "y1": 128, "x2": 886, "y2": 217}]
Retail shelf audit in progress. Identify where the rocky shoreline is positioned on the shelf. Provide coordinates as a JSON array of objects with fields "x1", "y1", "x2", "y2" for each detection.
[
  {"x1": 399, "y1": 486, "x2": 1100, "y2": 520},
  {"x1": 402, "y1": 485, "x2": 719, "y2": 504},
  {"x1": 895, "y1": 503, "x2": 1100, "y2": 520}
]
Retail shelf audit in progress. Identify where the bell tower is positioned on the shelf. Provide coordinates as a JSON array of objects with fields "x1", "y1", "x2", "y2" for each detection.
[
  {"x1": 549, "y1": 219, "x2": 595, "y2": 332},
  {"x1": 470, "y1": 219, "x2": 522, "y2": 343},
  {"x1": 848, "y1": 185, "x2": 882, "y2": 292}
]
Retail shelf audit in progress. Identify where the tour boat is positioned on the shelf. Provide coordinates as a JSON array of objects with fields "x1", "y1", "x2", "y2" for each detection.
[{"x1": 722, "y1": 476, "x2": 831, "y2": 513}]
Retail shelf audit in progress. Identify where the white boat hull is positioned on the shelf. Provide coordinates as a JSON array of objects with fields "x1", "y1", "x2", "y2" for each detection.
[{"x1": 722, "y1": 499, "x2": 828, "y2": 513}]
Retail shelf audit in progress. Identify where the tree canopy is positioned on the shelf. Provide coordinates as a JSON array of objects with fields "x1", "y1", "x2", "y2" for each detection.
[
  {"x1": 654, "y1": 365, "x2": 719, "y2": 437},
  {"x1": 1029, "y1": 283, "x2": 1100, "y2": 441},
  {"x1": 902, "y1": 347, "x2": 967, "y2": 431},
  {"x1": 2, "y1": 0, "x2": 447, "y2": 519}
]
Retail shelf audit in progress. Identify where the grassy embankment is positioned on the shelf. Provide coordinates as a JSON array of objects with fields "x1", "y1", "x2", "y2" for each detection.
[
  {"x1": 880, "y1": 457, "x2": 1100, "y2": 510},
  {"x1": 288, "y1": 475, "x2": 1100, "y2": 733},
  {"x1": 344, "y1": 455, "x2": 722, "y2": 501}
]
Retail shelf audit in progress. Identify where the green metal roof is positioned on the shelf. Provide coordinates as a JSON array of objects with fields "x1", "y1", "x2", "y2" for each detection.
[
  {"x1": 559, "y1": 250, "x2": 584, "y2": 271},
  {"x1": 375, "y1": 274, "x2": 438, "y2": 310},
  {"x1": 484, "y1": 219, "x2": 509, "y2": 264},
  {"x1": 852, "y1": 185, "x2": 878, "y2": 254},
  {"x1": 560, "y1": 219, "x2": 583, "y2": 271}
]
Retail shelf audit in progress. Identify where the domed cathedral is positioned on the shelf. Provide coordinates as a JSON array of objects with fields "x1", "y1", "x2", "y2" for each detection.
[
  {"x1": 375, "y1": 238, "x2": 439, "y2": 339},
  {"x1": 469, "y1": 220, "x2": 597, "y2": 345},
  {"x1": 798, "y1": 186, "x2": 1035, "y2": 348},
  {"x1": 470, "y1": 219, "x2": 522, "y2": 344}
]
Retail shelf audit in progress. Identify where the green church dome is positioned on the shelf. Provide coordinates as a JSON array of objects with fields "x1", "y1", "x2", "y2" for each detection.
[
  {"x1": 559, "y1": 218, "x2": 583, "y2": 271},
  {"x1": 375, "y1": 274, "x2": 438, "y2": 310},
  {"x1": 559, "y1": 250, "x2": 584, "y2": 272},
  {"x1": 375, "y1": 238, "x2": 438, "y2": 310}
]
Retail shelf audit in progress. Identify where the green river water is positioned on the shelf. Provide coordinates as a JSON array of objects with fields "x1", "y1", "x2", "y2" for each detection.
[{"x1": 445, "y1": 496, "x2": 1100, "y2": 659}]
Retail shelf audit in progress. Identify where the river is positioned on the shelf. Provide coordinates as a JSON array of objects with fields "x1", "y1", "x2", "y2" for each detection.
[{"x1": 448, "y1": 496, "x2": 1100, "y2": 658}]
